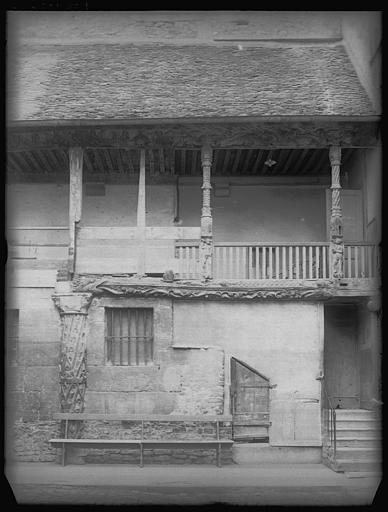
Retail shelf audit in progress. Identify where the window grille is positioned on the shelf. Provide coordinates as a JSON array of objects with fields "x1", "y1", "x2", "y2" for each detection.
[
  {"x1": 105, "y1": 308, "x2": 153, "y2": 366},
  {"x1": 5, "y1": 309, "x2": 19, "y2": 366}
]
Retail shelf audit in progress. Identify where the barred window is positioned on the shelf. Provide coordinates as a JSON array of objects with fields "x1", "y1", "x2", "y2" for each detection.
[
  {"x1": 105, "y1": 308, "x2": 153, "y2": 366},
  {"x1": 5, "y1": 309, "x2": 19, "y2": 366}
]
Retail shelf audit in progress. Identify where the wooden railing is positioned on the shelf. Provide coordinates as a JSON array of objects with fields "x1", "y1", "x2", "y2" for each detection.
[
  {"x1": 176, "y1": 242, "x2": 378, "y2": 280},
  {"x1": 214, "y1": 243, "x2": 330, "y2": 280},
  {"x1": 175, "y1": 241, "x2": 201, "y2": 279},
  {"x1": 344, "y1": 242, "x2": 379, "y2": 278}
]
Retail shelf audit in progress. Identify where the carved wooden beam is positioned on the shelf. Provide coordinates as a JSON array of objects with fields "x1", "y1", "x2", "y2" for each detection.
[
  {"x1": 68, "y1": 147, "x2": 83, "y2": 277},
  {"x1": 136, "y1": 148, "x2": 146, "y2": 276},
  {"x1": 200, "y1": 145, "x2": 213, "y2": 281},
  {"x1": 6, "y1": 121, "x2": 379, "y2": 152},
  {"x1": 72, "y1": 280, "x2": 333, "y2": 300},
  {"x1": 52, "y1": 293, "x2": 92, "y2": 416},
  {"x1": 329, "y1": 146, "x2": 344, "y2": 279}
]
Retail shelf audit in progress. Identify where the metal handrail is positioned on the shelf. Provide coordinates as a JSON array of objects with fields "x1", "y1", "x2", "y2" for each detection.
[{"x1": 319, "y1": 376, "x2": 337, "y2": 459}]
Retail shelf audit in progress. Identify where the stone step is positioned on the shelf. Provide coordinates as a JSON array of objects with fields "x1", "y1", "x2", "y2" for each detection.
[
  {"x1": 345, "y1": 471, "x2": 383, "y2": 479},
  {"x1": 335, "y1": 447, "x2": 382, "y2": 461},
  {"x1": 333, "y1": 419, "x2": 380, "y2": 429},
  {"x1": 334, "y1": 409, "x2": 380, "y2": 420},
  {"x1": 336, "y1": 437, "x2": 382, "y2": 448},
  {"x1": 232, "y1": 444, "x2": 321, "y2": 464},
  {"x1": 336, "y1": 459, "x2": 382, "y2": 473},
  {"x1": 335, "y1": 428, "x2": 381, "y2": 438}
]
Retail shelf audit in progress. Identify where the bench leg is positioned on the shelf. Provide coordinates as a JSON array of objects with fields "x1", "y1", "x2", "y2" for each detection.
[
  {"x1": 140, "y1": 443, "x2": 144, "y2": 468},
  {"x1": 61, "y1": 442, "x2": 66, "y2": 467},
  {"x1": 217, "y1": 443, "x2": 221, "y2": 468}
]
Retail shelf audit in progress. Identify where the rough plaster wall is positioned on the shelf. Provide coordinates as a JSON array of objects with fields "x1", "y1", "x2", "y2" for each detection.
[
  {"x1": 146, "y1": 185, "x2": 175, "y2": 226},
  {"x1": 6, "y1": 288, "x2": 61, "y2": 422},
  {"x1": 6, "y1": 184, "x2": 69, "y2": 227},
  {"x1": 348, "y1": 148, "x2": 381, "y2": 243},
  {"x1": 83, "y1": 185, "x2": 138, "y2": 226},
  {"x1": 180, "y1": 185, "x2": 326, "y2": 242},
  {"x1": 6, "y1": 287, "x2": 61, "y2": 461},
  {"x1": 85, "y1": 297, "x2": 224, "y2": 415},
  {"x1": 172, "y1": 348, "x2": 225, "y2": 414},
  {"x1": 173, "y1": 300, "x2": 323, "y2": 443},
  {"x1": 358, "y1": 305, "x2": 381, "y2": 408},
  {"x1": 6, "y1": 184, "x2": 176, "y2": 228}
]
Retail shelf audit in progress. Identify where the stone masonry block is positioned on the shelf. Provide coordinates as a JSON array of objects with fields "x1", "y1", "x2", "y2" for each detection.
[
  {"x1": 5, "y1": 366, "x2": 25, "y2": 392},
  {"x1": 23, "y1": 366, "x2": 58, "y2": 392},
  {"x1": 85, "y1": 391, "x2": 177, "y2": 414},
  {"x1": 161, "y1": 366, "x2": 182, "y2": 392},
  {"x1": 87, "y1": 366, "x2": 161, "y2": 392},
  {"x1": 22, "y1": 391, "x2": 41, "y2": 422},
  {"x1": 18, "y1": 342, "x2": 60, "y2": 366},
  {"x1": 19, "y1": 308, "x2": 61, "y2": 343}
]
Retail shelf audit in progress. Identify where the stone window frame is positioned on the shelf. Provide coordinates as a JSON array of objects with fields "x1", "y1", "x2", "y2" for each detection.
[
  {"x1": 86, "y1": 296, "x2": 173, "y2": 368},
  {"x1": 105, "y1": 306, "x2": 154, "y2": 366}
]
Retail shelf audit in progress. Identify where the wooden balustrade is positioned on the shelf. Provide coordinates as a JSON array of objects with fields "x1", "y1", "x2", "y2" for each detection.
[
  {"x1": 343, "y1": 243, "x2": 379, "y2": 278},
  {"x1": 7, "y1": 229, "x2": 378, "y2": 281},
  {"x1": 213, "y1": 243, "x2": 330, "y2": 280},
  {"x1": 176, "y1": 241, "x2": 378, "y2": 280},
  {"x1": 175, "y1": 241, "x2": 201, "y2": 279}
]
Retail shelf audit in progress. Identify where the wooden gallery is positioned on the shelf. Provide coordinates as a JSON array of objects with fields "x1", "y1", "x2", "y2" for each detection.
[{"x1": 5, "y1": 11, "x2": 381, "y2": 472}]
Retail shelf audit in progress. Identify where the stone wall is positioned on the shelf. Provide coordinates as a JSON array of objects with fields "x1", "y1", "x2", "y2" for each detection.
[
  {"x1": 66, "y1": 420, "x2": 232, "y2": 465},
  {"x1": 10, "y1": 420, "x2": 60, "y2": 462},
  {"x1": 85, "y1": 296, "x2": 225, "y2": 415},
  {"x1": 173, "y1": 300, "x2": 324, "y2": 446}
]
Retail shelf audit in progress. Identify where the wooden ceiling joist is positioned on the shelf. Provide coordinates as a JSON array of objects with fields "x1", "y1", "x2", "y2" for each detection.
[{"x1": 6, "y1": 147, "x2": 359, "y2": 181}]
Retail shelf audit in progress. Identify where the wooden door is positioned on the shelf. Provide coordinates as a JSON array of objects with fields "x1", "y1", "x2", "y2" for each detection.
[
  {"x1": 324, "y1": 305, "x2": 360, "y2": 409},
  {"x1": 230, "y1": 358, "x2": 270, "y2": 442}
]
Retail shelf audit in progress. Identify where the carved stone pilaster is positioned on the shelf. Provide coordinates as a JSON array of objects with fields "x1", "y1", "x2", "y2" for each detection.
[
  {"x1": 200, "y1": 145, "x2": 213, "y2": 281},
  {"x1": 329, "y1": 146, "x2": 344, "y2": 279},
  {"x1": 52, "y1": 293, "x2": 92, "y2": 415}
]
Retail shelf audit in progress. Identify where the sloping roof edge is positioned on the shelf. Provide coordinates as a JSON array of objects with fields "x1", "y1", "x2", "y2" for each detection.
[{"x1": 7, "y1": 115, "x2": 381, "y2": 129}]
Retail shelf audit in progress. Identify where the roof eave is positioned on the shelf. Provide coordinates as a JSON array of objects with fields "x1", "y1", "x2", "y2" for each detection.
[{"x1": 6, "y1": 115, "x2": 380, "y2": 129}]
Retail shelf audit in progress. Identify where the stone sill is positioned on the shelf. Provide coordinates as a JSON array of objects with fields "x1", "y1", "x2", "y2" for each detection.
[
  {"x1": 270, "y1": 441, "x2": 322, "y2": 447},
  {"x1": 171, "y1": 345, "x2": 221, "y2": 350}
]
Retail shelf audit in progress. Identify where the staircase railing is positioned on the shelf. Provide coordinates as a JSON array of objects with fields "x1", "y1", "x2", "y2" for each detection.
[{"x1": 320, "y1": 376, "x2": 337, "y2": 459}]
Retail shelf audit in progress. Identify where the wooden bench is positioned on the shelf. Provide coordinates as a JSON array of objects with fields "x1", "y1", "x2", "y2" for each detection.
[{"x1": 50, "y1": 413, "x2": 233, "y2": 467}]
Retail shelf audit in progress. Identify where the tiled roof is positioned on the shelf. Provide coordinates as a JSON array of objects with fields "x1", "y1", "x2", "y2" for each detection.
[{"x1": 7, "y1": 43, "x2": 376, "y2": 121}]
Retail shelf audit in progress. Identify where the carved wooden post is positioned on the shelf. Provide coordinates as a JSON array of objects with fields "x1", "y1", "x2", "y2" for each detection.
[
  {"x1": 329, "y1": 146, "x2": 344, "y2": 278},
  {"x1": 136, "y1": 148, "x2": 146, "y2": 276},
  {"x1": 200, "y1": 145, "x2": 213, "y2": 280},
  {"x1": 68, "y1": 147, "x2": 83, "y2": 277},
  {"x1": 53, "y1": 293, "x2": 92, "y2": 417}
]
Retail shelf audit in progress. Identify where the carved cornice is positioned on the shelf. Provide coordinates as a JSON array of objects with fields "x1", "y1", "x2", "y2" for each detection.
[
  {"x1": 7, "y1": 121, "x2": 379, "y2": 151},
  {"x1": 73, "y1": 277, "x2": 333, "y2": 301}
]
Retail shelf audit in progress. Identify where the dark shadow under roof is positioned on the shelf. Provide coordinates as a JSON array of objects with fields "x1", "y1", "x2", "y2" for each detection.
[{"x1": 7, "y1": 43, "x2": 376, "y2": 121}]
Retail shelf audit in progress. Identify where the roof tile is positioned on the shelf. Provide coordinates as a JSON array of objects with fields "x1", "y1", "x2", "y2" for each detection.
[{"x1": 7, "y1": 43, "x2": 375, "y2": 120}]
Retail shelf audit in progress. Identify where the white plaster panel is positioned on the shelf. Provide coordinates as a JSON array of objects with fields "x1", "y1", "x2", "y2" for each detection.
[{"x1": 173, "y1": 300, "x2": 323, "y2": 443}]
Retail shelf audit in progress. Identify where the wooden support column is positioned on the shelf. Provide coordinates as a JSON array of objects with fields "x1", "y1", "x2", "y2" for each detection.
[
  {"x1": 329, "y1": 146, "x2": 344, "y2": 278},
  {"x1": 52, "y1": 292, "x2": 92, "y2": 436},
  {"x1": 68, "y1": 147, "x2": 83, "y2": 277},
  {"x1": 136, "y1": 149, "x2": 146, "y2": 276},
  {"x1": 200, "y1": 145, "x2": 213, "y2": 280}
]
